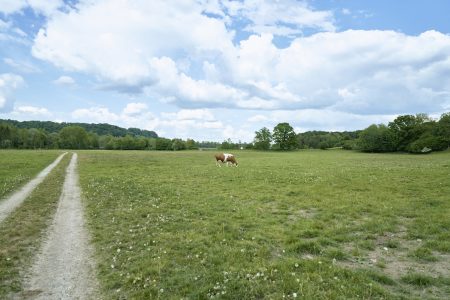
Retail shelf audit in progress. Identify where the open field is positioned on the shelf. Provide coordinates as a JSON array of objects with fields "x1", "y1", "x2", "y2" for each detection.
[
  {"x1": 77, "y1": 150, "x2": 450, "y2": 299},
  {"x1": 0, "y1": 150, "x2": 63, "y2": 200}
]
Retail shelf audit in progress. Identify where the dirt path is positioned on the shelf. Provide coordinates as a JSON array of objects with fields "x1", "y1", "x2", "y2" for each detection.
[
  {"x1": 0, "y1": 152, "x2": 67, "y2": 223},
  {"x1": 22, "y1": 153, "x2": 99, "y2": 299}
]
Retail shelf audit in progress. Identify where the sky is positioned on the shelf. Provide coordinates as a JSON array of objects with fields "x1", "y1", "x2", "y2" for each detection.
[{"x1": 1, "y1": 0, "x2": 450, "y2": 142}]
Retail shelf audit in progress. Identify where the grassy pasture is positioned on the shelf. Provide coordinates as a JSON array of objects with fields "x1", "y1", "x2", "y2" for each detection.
[
  {"x1": 0, "y1": 150, "x2": 63, "y2": 200},
  {"x1": 78, "y1": 150, "x2": 450, "y2": 299}
]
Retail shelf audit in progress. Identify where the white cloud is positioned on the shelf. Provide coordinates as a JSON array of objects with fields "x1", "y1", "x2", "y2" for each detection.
[
  {"x1": 0, "y1": 73, "x2": 24, "y2": 112},
  {"x1": 71, "y1": 103, "x2": 156, "y2": 129},
  {"x1": 72, "y1": 107, "x2": 120, "y2": 123},
  {"x1": 342, "y1": 8, "x2": 351, "y2": 15},
  {"x1": 0, "y1": 0, "x2": 27, "y2": 15},
  {"x1": 0, "y1": 19, "x2": 11, "y2": 30},
  {"x1": 123, "y1": 102, "x2": 149, "y2": 116},
  {"x1": 162, "y1": 109, "x2": 215, "y2": 121},
  {"x1": 269, "y1": 109, "x2": 397, "y2": 132},
  {"x1": 28, "y1": 1, "x2": 450, "y2": 118},
  {"x1": 223, "y1": 0, "x2": 335, "y2": 36},
  {"x1": 247, "y1": 114, "x2": 269, "y2": 122},
  {"x1": 32, "y1": 0, "x2": 234, "y2": 84},
  {"x1": 13, "y1": 105, "x2": 51, "y2": 116},
  {"x1": 53, "y1": 75, "x2": 75, "y2": 86},
  {"x1": 0, "y1": 0, "x2": 64, "y2": 16}
]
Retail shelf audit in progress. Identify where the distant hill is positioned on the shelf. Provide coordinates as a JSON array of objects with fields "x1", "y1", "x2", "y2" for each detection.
[{"x1": 0, "y1": 119, "x2": 158, "y2": 138}]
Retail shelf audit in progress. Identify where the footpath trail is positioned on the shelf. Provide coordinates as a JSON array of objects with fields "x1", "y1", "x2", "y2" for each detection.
[
  {"x1": 0, "y1": 152, "x2": 67, "y2": 223},
  {"x1": 22, "y1": 153, "x2": 99, "y2": 299}
]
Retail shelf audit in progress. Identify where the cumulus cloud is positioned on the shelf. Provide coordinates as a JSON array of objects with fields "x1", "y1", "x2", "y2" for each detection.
[
  {"x1": 72, "y1": 107, "x2": 120, "y2": 123},
  {"x1": 29, "y1": 0, "x2": 450, "y2": 118},
  {"x1": 269, "y1": 109, "x2": 397, "y2": 132},
  {"x1": 32, "y1": 0, "x2": 234, "y2": 84},
  {"x1": 223, "y1": 0, "x2": 335, "y2": 36},
  {"x1": 0, "y1": 73, "x2": 24, "y2": 112},
  {"x1": 123, "y1": 102, "x2": 148, "y2": 116},
  {"x1": 3, "y1": 58, "x2": 40, "y2": 73},
  {"x1": 247, "y1": 114, "x2": 269, "y2": 122},
  {"x1": 53, "y1": 75, "x2": 75, "y2": 85},
  {"x1": 162, "y1": 109, "x2": 215, "y2": 121},
  {"x1": 71, "y1": 103, "x2": 156, "y2": 130},
  {"x1": 12, "y1": 105, "x2": 51, "y2": 116},
  {"x1": 0, "y1": 0, "x2": 64, "y2": 16}
]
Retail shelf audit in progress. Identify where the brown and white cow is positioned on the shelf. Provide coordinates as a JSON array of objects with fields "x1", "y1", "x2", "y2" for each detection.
[{"x1": 215, "y1": 153, "x2": 238, "y2": 167}]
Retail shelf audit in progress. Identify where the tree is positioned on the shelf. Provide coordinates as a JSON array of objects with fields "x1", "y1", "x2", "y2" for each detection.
[
  {"x1": 253, "y1": 127, "x2": 272, "y2": 150},
  {"x1": 388, "y1": 114, "x2": 428, "y2": 151},
  {"x1": 171, "y1": 139, "x2": 186, "y2": 151},
  {"x1": 436, "y1": 113, "x2": 450, "y2": 149},
  {"x1": 220, "y1": 138, "x2": 238, "y2": 150},
  {"x1": 358, "y1": 124, "x2": 396, "y2": 152},
  {"x1": 185, "y1": 139, "x2": 198, "y2": 150},
  {"x1": 272, "y1": 123, "x2": 297, "y2": 150},
  {"x1": 58, "y1": 126, "x2": 89, "y2": 149}
]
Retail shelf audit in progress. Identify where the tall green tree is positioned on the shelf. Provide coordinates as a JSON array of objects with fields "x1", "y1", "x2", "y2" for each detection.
[
  {"x1": 185, "y1": 139, "x2": 198, "y2": 150},
  {"x1": 436, "y1": 113, "x2": 450, "y2": 148},
  {"x1": 253, "y1": 127, "x2": 272, "y2": 150},
  {"x1": 388, "y1": 114, "x2": 428, "y2": 151},
  {"x1": 358, "y1": 124, "x2": 396, "y2": 152},
  {"x1": 272, "y1": 123, "x2": 297, "y2": 150},
  {"x1": 58, "y1": 126, "x2": 89, "y2": 149}
]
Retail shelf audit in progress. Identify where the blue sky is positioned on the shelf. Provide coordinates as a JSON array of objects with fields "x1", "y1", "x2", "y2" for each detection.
[{"x1": 1, "y1": 0, "x2": 450, "y2": 141}]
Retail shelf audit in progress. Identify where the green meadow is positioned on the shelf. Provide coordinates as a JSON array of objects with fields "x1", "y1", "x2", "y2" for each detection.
[
  {"x1": 0, "y1": 150, "x2": 62, "y2": 200},
  {"x1": 77, "y1": 150, "x2": 450, "y2": 299}
]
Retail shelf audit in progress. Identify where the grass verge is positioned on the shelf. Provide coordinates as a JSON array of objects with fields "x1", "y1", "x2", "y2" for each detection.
[{"x1": 0, "y1": 150, "x2": 63, "y2": 200}]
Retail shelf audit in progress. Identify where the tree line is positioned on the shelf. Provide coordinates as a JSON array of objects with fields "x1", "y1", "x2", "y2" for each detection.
[
  {"x1": 0, "y1": 119, "x2": 158, "y2": 138},
  {"x1": 248, "y1": 113, "x2": 449, "y2": 153},
  {"x1": 0, "y1": 123, "x2": 199, "y2": 150},
  {"x1": 1, "y1": 112, "x2": 449, "y2": 152}
]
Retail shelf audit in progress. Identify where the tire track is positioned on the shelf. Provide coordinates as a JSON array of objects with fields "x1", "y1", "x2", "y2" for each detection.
[
  {"x1": 0, "y1": 152, "x2": 67, "y2": 223},
  {"x1": 22, "y1": 153, "x2": 99, "y2": 299}
]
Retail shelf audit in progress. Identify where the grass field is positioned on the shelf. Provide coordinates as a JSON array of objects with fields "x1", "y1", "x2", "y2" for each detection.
[
  {"x1": 0, "y1": 150, "x2": 63, "y2": 200},
  {"x1": 78, "y1": 149, "x2": 450, "y2": 299},
  {"x1": 0, "y1": 153, "x2": 70, "y2": 298}
]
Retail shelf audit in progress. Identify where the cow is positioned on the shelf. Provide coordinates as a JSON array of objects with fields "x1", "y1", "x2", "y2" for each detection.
[{"x1": 215, "y1": 153, "x2": 238, "y2": 167}]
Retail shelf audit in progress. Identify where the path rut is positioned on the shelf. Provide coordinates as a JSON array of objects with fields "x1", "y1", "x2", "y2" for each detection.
[
  {"x1": 22, "y1": 153, "x2": 99, "y2": 299},
  {"x1": 0, "y1": 152, "x2": 67, "y2": 223}
]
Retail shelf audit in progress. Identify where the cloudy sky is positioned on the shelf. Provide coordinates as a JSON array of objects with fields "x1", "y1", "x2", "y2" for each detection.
[{"x1": 1, "y1": 0, "x2": 450, "y2": 141}]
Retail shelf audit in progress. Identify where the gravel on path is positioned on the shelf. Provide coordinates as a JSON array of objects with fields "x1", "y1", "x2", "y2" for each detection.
[{"x1": 22, "y1": 153, "x2": 99, "y2": 299}]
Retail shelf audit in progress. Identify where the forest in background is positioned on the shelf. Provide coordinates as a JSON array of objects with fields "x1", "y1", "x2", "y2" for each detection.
[{"x1": 1, "y1": 112, "x2": 449, "y2": 153}]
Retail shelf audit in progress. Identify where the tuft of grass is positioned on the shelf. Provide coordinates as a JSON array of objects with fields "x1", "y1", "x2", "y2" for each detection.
[
  {"x1": 385, "y1": 239, "x2": 400, "y2": 249},
  {"x1": 361, "y1": 269, "x2": 396, "y2": 286},
  {"x1": 324, "y1": 247, "x2": 348, "y2": 261},
  {"x1": 401, "y1": 273, "x2": 436, "y2": 287},
  {"x1": 292, "y1": 240, "x2": 322, "y2": 255},
  {"x1": 357, "y1": 239, "x2": 375, "y2": 251},
  {"x1": 0, "y1": 153, "x2": 70, "y2": 298},
  {"x1": 408, "y1": 247, "x2": 438, "y2": 262}
]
